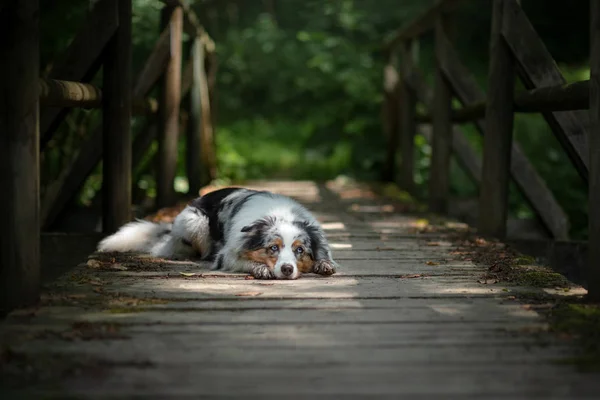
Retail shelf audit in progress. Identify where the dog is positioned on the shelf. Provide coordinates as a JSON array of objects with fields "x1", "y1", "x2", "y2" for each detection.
[{"x1": 97, "y1": 187, "x2": 338, "y2": 280}]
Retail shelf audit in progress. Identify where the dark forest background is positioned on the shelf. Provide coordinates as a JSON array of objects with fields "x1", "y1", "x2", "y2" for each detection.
[{"x1": 40, "y1": 0, "x2": 590, "y2": 238}]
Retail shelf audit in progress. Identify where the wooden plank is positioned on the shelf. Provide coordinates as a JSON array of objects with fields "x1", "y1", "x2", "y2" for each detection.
[
  {"x1": 187, "y1": 36, "x2": 204, "y2": 195},
  {"x1": 398, "y1": 41, "x2": 418, "y2": 193},
  {"x1": 478, "y1": 0, "x2": 515, "y2": 239},
  {"x1": 429, "y1": 17, "x2": 453, "y2": 214},
  {"x1": 382, "y1": 52, "x2": 400, "y2": 182},
  {"x1": 156, "y1": 4, "x2": 183, "y2": 208},
  {"x1": 589, "y1": 0, "x2": 600, "y2": 302},
  {"x1": 502, "y1": 0, "x2": 589, "y2": 181},
  {"x1": 102, "y1": 0, "x2": 132, "y2": 233},
  {"x1": 40, "y1": 0, "x2": 118, "y2": 149},
  {"x1": 383, "y1": 0, "x2": 463, "y2": 51},
  {"x1": 0, "y1": 0, "x2": 40, "y2": 315},
  {"x1": 437, "y1": 29, "x2": 569, "y2": 239}
]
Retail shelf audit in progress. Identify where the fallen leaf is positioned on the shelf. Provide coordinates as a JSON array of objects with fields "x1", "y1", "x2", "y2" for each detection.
[
  {"x1": 87, "y1": 259, "x2": 102, "y2": 268},
  {"x1": 244, "y1": 276, "x2": 255, "y2": 280},
  {"x1": 425, "y1": 261, "x2": 439, "y2": 266},
  {"x1": 426, "y1": 242, "x2": 441, "y2": 246},
  {"x1": 179, "y1": 272, "x2": 196, "y2": 277},
  {"x1": 235, "y1": 292, "x2": 263, "y2": 297},
  {"x1": 111, "y1": 264, "x2": 128, "y2": 271},
  {"x1": 477, "y1": 279, "x2": 498, "y2": 285}
]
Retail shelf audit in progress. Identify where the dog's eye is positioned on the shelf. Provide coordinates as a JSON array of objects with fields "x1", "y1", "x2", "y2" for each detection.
[
  {"x1": 270, "y1": 245, "x2": 279, "y2": 252},
  {"x1": 296, "y1": 246, "x2": 304, "y2": 254}
]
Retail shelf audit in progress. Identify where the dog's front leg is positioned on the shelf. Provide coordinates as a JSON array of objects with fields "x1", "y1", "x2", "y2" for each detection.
[
  {"x1": 312, "y1": 259, "x2": 337, "y2": 276},
  {"x1": 247, "y1": 262, "x2": 275, "y2": 279}
]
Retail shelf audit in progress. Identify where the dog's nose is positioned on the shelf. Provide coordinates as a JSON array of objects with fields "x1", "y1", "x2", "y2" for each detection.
[{"x1": 281, "y1": 264, "x2": 294, "y2": 276}]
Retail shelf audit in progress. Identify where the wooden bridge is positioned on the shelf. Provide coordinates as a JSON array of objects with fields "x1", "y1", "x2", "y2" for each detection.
[{"x1": 1, "y1": 0, "x2": 600, "y2": 397}]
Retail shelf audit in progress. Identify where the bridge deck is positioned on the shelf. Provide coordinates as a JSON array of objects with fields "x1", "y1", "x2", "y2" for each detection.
[{"x1": 0, "y1": 180, "x2": 596, "y2": 397}]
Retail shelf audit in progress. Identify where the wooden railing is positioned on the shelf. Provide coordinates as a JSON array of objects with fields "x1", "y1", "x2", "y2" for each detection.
[
  {"x1": 382, "y1": 0, "x2": 600, "y2": 301},
  {"x1": 0, "y1": 0, "x2": 217, "y2": 314}
]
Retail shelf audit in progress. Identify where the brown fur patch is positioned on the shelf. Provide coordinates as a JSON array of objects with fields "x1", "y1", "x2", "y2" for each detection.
[
  {"x1": 297, "y1": 253, "x2": 315, "y2": 273},
  {"x1": 293, "y1": 240, "x2": 314, "y2": 273},
  {"x1": 241, "y1": 238, "x2": 283, "y2": 269},
  {"x1": 242, "y1": 249, "x2": 277, "y2": 269}
]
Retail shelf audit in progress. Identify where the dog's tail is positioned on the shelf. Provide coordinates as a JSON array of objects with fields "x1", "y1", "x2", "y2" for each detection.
[{"x1": 97, "y1": 219, "x2": 172, "y2": 254}]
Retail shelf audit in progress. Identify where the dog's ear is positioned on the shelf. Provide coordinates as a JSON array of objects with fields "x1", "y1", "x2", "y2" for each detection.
[{"x1": 241, "y1": 217, "x2": 275, "y2": 233}]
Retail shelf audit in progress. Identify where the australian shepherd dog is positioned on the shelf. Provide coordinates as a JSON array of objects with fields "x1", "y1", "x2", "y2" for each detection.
[{"x1": 97, "y1": 188, "x2": 338, "y2": 280}]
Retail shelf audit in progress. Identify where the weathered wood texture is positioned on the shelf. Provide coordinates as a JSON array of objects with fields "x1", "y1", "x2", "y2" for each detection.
[
  {"x1": 156, "y1": 4, "x2": 183, "y2": 208},
  {"x1": 382, "y1": 54, "x2": 400, "y2": 182},
  {"x1": 428, "y1": 17, "x2": 453, "y2": 214},
  {"x1": 398, "y1": 41, "x2": 418, "y2": 193},
  {"x1": 479, "y1": 0, "x2": 515, "y2": 239},
  {"x1": 589, "y1": 0, "x2": 600, "y2": 302},
  {"x1": 502, "y1": 0, "x2": 589, "y2": 181},
  {"x1": 0, "y1": 181, "x2": 594, "y2": 397},
  {"x1": 436, "y1": 29, "x2": 569, "y2": 240},
  {"x1": 0, "y1": 0, "x2": 40, "y2": 315},
  {"x1": 40, "y1": 0, "x2": 118, "y2": 148},
  {"x1": 102, "y1": 0, "x2": 132, "y2": 233}
]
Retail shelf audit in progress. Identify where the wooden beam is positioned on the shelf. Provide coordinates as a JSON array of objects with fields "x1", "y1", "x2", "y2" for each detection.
[
  {"x1": 0, "y1": 0, "x2": 40, "y2": 315},
  {"x1": 187, "y1": 35, "x2": 205, "y2": 195},
  {"x1": 479, "y1": 0, "x2": 515, "y2": 239},
  {"x1": 156, "y1": 4, "x2": 183, "y2": 208},
  {"x1": 405, "y1": 71, "x2": 482, "y2": 184},
  {"x1": 40, "y1": 0, "x2": 118, "y2": 149},
  {"x1": 437, "y1": 29, "x2": 569, "y2": 240},
  {"x1": 588, "y1": 0, "x2": 600, "y2": 301},
  {"x1": 429, "y1": 17, "x2": 453, "y2": 214},
  {"x1": 102, "y1": 0, "x2": 132, "y2": 233},
  {"x1": 196, "y1": 35, "x2": 217, "y2": 184},
  {"x1": 502, "y1": 0, "x2": 589, "y2": 181},
  {"x1": 39, "y1": 78, "x2": 102, "y2": 108},
  {"x1": 381, "y1": 53, "x2": 400, "y2": 182},
  {"x1": 384, "y1": 0, "x2": 463, "y2": 51},
  {"x1": 398, "y1": 41, "x2": 418, "y2": 193}
]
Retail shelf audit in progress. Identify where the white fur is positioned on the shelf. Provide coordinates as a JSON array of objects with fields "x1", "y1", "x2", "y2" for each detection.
[{"x1": 97, "y1": 219, "x2": 172, "y2": 253}]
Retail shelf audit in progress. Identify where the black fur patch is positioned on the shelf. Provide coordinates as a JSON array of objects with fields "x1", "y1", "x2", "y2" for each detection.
[
  {"x1": 215, "y1": 254, "x2": 224, "y2": 270},
  {"x1": 189, "y1": 187, "x2": 244, "y2": 249},
  {"x1": 242, "y1": 217, "x2": 276, "y2": 250}
]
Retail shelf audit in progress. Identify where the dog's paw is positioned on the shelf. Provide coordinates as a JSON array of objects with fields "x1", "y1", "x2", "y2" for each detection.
[
  {"x1": 313, "y1": 259, "x2": 337, "y2": 276},
  {"x1": 251, "y1": 265, "x2": 276, "y2": 280}
]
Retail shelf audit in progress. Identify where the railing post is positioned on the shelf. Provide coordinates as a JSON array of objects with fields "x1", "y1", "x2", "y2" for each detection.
[
  {"x1": 429, "y1": 16, "x2": 453, "y2": 213},
  {"x1": 0, "y1": 0, "x2": 40, "y2": 315},
  {"x1": 382, "y1": 50, "x2": 399, "y2": 182},
  {"x1": 398, "y1": 40, "x2": 418, "y2": 193},
  {"x1": 187, "y1": 34, "x2": 204, "y2": 195},
  {"x1": 589, "y1": 0, "x2": 600, "y2": 301},
  {"x1": 478, "y1": 0, "x2": 515, "y2": 238},
  {"x1": 102, "y1": 0, "x2": 132, "y2": 232},
  {"x1": 157, "y1": 3, "x2": 183, "y2": 208}
]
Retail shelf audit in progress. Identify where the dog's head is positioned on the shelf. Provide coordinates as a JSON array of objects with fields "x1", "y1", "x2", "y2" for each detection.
[{"x1": 240, "y1": 217, "x2": 318, "y2": 279}]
